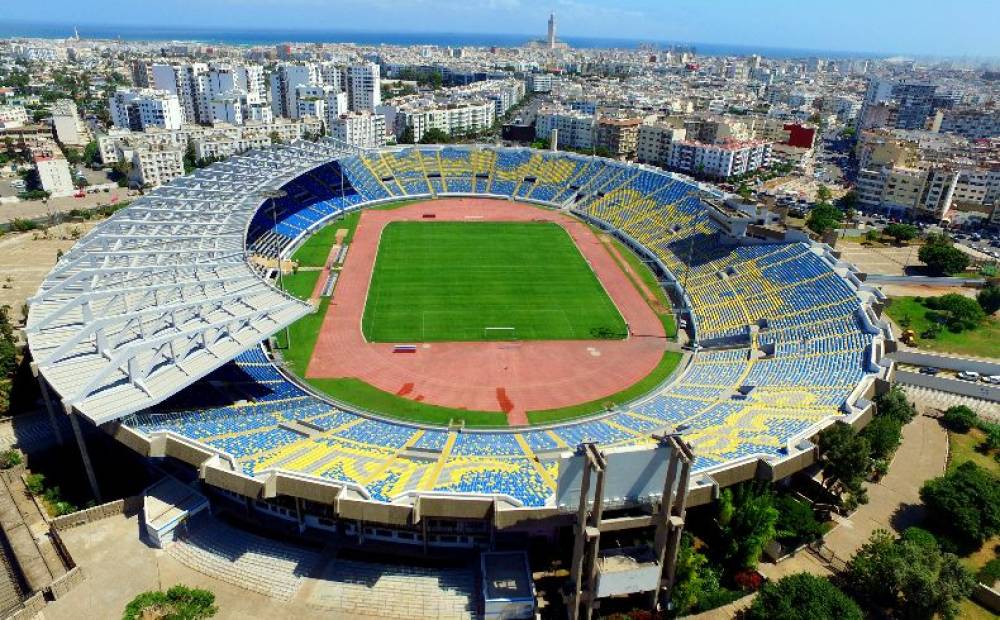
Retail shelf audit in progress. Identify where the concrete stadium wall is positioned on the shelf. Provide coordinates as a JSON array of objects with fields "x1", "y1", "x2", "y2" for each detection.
[
  {"x1": 866, "y1": 274, "x2": 985, "y2": 287},
  {"x1": 49, "y1": 496, "x2": 143, "y2": 532},
  {"x1": 890, "y1": 350, "x2": 1000, "y2": 375},
  {"x1": 973, "y1": 583, "x2": 1000, "y2": 614},
  {"x1": 895, "y1": 370, "x2": 1000, "y2": 402}
]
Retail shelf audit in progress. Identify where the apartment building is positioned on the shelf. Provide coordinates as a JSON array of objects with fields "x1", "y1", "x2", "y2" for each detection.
[
  {"x1": 50, "y1": 99, "x2": 90, "y2": 147},
  {"x1": 345, "y1": 63, "x2": 381, "y2": 112},
  {"x1": 96, "y1": 118, "x2": 323, "y2": 165},
  {"x1": 595, "y1": 117, "x2": 643, "y2": 159},
  {"x1": 667, "y1": 139, "x2": 772, "y2": 179},
  {"x1": 535, "y1": 107, "x2": 595, "y2": 151},
  {"x1": 859, "y1": 79, "x2": 937, "y2": 131},
  {"x1": 129, "y1": 144, "x2": 185, "y2": 188},
  {"x1": 33, "y1": 153, "x2": 75, "y2": 196},
  {"x1": 269, "y1": 63, "x2": 321, "y2": 119},
  {"x1": 937, "y1": 108, "x2": 1000, "y2": 140},
  {"x1": 329, "y1": 111, "x2": 387, "y2": 149},
  {"x1": 191, "y1": 134, "x2": 271, "y2": 160},
  {"x1": 394, "y1": 99, "x2": 495, "y2": 141},
  {"x1": 110, "y1": 89, "x2": 185, "y2": 131},
  {"x1": 636, "y1": 120, "x2": 686, "y2": 167}
]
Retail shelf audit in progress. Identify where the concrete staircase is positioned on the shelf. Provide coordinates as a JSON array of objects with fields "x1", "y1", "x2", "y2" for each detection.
[{"x1": 166, "y1": 515, "x2": 320, "y2": 601}]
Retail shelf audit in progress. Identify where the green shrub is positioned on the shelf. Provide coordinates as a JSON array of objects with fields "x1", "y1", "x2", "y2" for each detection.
[
  {"x1": 977, "y1": 558, "x2": 1000, "y2": 585},
  {"x1": 746, "y1": 572, "x2": 862, "y2": 620},
  {"x1": 920, "y1": 461, "x2": 1000, "y2": 547},
  {"x1": 942, "y1": 405, "x2": 977, "y2": 433},
  {"x1": 24, "y1": 473, "x2": 44, "y2": 495},
  {"x1": 774, "y1": 495, "x2": 823, "y2": 546},
  {"x1": 0, "y1": 449, "x2": 21, "y2": 469},
  {"x1": 123, "y1": 584, "x2": 217, "y2": 620}
]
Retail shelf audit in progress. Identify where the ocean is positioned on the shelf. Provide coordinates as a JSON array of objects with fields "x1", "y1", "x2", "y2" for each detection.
[{"x1": 0, "y1": 21, "x2": 883, "y2": 59}]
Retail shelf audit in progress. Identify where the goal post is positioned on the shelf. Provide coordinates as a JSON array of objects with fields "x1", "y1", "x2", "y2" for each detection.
[{"x1": 483, "y1": 326, "x2": 517, "y2": 340}]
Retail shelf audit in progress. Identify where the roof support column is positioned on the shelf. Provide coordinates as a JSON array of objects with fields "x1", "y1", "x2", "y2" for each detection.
[
  {"x1": 69, "y1": 411, "x2": 102, "y2": 503},
  {"x1": 36, "y1": 375, "x2": 65, "y2": 447}
]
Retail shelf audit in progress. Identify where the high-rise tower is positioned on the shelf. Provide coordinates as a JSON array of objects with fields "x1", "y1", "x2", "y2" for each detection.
[{"x1": 547, "y1": 12, "x2": 556, "y2": 49}]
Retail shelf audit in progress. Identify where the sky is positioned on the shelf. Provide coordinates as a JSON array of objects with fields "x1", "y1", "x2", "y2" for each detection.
[{"x1": 3, "y1": 0, "x2": 999, "y2": 58}]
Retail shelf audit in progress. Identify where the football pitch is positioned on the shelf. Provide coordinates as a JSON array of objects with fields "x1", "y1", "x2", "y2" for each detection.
[{"x1": 361, "y1": 221, "x2": 628, "y2": 342}]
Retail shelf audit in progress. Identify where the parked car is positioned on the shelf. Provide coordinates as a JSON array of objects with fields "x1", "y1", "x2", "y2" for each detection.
[
  {"x1": 919, "y1": 366, "x2": 940, "y2": 375},
  {"x1": 981, "y1": 375, "x2": 1000, "y2": 385},
  {"x1": 957, "y1": 371, "x2": 981, "y2": 381}
]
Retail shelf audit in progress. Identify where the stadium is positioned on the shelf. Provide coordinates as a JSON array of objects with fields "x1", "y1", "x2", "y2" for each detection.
[{"x1": 24, "y1": 141, "x2": 895, "y2": 608}]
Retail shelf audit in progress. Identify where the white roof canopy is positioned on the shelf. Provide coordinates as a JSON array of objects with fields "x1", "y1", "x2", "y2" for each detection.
[{"x1": 26, "y1": 139, "x2": 359, "y2": 425}]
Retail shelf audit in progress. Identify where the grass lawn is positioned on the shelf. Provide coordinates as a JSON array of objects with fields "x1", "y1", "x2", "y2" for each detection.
[
  {"x1": 362, "y1": 221, "x2": 628, "y2": 342},
  {"x1": 607, "y1": 236, "x2": 678, "y2": 338},
  {"x1": 527, "y1": 351, "x2": 683, "y2": 425},
  {"x1": 305, "y1": 378, "x2": 508, "y2": 427},
  {"x1": 274, "y1": 270, "x2": 325, "y2": 376},
  {"x1": 885, "y1": 296, "x2": 1000, "y2": 358},
  {"x1": 947, "y1": 427, "x2": 999, "y2": 476}
]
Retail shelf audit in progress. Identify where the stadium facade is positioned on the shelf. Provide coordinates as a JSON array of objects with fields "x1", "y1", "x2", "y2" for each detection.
[{"x1": 26, "y1": 141, "x2": 895, "y2": 548}]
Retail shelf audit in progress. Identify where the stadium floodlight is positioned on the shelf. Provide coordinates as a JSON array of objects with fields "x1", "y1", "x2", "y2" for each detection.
[{"x1": 258, "y1": 188, "x2": 292, "y2": 348}]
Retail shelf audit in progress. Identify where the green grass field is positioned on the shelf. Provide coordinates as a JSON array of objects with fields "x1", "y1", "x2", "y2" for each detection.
[
  {"x1": 361, "y1": 221, "x2": 628, "y2": 342},
  {"x1": 884, "y1": 296, "x2": 1000, "y2": 358}
]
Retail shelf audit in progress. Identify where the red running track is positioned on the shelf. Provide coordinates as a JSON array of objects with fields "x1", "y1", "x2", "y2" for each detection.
[{"x1": 305, "y1": 198, "x2": 667, "y2": 425}]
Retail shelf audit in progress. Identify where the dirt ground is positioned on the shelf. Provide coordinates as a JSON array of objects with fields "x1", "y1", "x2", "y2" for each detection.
[
  {"x1": 836, "y1": 243, "x2": 923, "y2": 276},
  {"x1": 0, "y1": 221, "x2": 101, "y2": 319}
]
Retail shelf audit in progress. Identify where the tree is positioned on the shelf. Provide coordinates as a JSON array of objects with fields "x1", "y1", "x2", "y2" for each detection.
[
  {"x1": 746, "y1": 573, "x2": 862, "y2": 620},
  {"x1": 920, "y1": 461, "x2": 1000, "y2": 547},
  {"x1": 816, "y1": 184, "x2": 833, "y2": 203},
  {"x1": 817, "y1": 423, "x2": 870, "y2": 507},
  {"x1": 806, "y1": 203, "x2": 843, "y2": 235},
  {"x1": 845, "y1": 529, "x2": 974, "y2": 620},
  {"x1": 883, "y1": 223, "x2": 918, "y2": 245},
  {"x1": 419, "y1": 127, "x2": 451, "y2": 144},
  {"x1": 925, "y1": 293, "x2": 985, "y2": 332},
  {"x1": 874, "y1": 385, "x2": 916, "y2": 425},
  {"x1": 941, "y1": 405, "x2": 977, "y2": 433},
  {"x1": 717, "y1": 482, "x2": 778, "y2": 571},
  {"x1": 861, "y1": 415, "x2": 903, "y2": 461},
  {"x1": 865, "y1": 228, "x2": 881, "y2": 243},
  {"x1": 82, "y1": 140, "x2": 100, "y2": 166},
  {"x1": 918, "y1": 242, "x2": 970, "y2": 276},
  {"x1": 398, "y1": 125, "x2": 415, "y2": 144},
  {"x1": 977, "y1": 285, "x2": 1000, "y2": 315},
  {"x1": 268, "y1": 131, "x2": 283, "y2": 145},
  {"x1": 838, "y1": 189, "x2": 859, "y2": 210},
  {"x1": 670, "y1": 534, "x2": 722, "y2": 616},
  {"x1": 123, "y1": 584, "x2": 217, "y2": 620}
]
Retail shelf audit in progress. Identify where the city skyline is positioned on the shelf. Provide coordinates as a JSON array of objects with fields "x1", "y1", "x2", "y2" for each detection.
[{"x1": 2, "y1": 0, "x2": 1000, "y2": 59}]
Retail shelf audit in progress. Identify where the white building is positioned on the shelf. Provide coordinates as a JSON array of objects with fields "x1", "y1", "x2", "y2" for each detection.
[
  {"x1": 637, "y1": 121, "x2": 686, "y2": 167},
  {"x1": 33, "y1": 154, "x2": 75, "y2": 196},
  {"x1": 667, "y1": 139, "x2": 772, "y2": 179},
  {"x1": 50, "y1": 99, "x2": 90, "y2": 147},
  {"x1": 269, "y1": 63, "x2": 321, "y2": 119},
  {"x1": 129, "y1": 144, "x2": 185, "y2": 188},
  {"x1": 0, "y1": 105, "x2": 29, "y2": 128},
  {"x1": 395, "y1": 100, "x2": 495, "y2": 142},
  {"x1": 345, "y1": 63, "x2": 381, "y2": 112},
  {"x1": 535, "y1": 107, "x2": 595, "y2": 150},
  {"x1": 110, "y1": 89, "x2": 185, "y2": 131},
  {"x1": 191, "y1": 134, "x2": 271, "y2": 161},
  {"x1": 329, "y1": 111, "x2": 386, "y2": 149}
]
